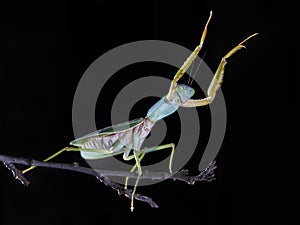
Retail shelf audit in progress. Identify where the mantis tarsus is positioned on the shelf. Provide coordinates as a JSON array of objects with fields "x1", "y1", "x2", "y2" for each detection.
[{"x1": 22, "y1": 11, "x2": 258, "y2": 211}]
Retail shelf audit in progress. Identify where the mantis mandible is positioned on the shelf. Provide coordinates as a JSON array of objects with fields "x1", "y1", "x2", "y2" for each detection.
[{"x1": 22, "y1": 11, "x2": 258, "y2": 211}]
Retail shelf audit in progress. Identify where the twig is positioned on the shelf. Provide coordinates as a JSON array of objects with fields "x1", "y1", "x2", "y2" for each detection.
[
  {"x1": 0, "y1": 154, "x2": 216, "y2": 208},
  {"x1": 2, "y1": 162, "x2": 30, "y2": 186},
  {"x1": 172, "y1": 160, "x2": 217, "y2": 184}
]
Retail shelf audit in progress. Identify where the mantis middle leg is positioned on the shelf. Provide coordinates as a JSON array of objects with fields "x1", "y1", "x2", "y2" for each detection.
[
  {"x1": 124, "y1": 143, "x2": 175, "y2": 211},
  {"x1": 124, "y1": 143, "x2": 175, "y2": 189}
]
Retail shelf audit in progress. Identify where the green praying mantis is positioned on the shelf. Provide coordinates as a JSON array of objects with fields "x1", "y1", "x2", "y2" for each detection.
[{"x1": 22, "y1": 11, "x2": 258, "y2": 211}]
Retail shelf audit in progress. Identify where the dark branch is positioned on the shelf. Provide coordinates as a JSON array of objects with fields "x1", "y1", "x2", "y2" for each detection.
[
  {"x1": 0, "y1": 154, "x2": 216, "y2": 208},
  {"x1": 0, "y1": 154, "x2": 158, "y2": 208}
]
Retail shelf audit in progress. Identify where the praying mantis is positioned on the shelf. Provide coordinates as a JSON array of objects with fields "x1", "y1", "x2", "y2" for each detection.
[{"x1": 22, "y1": 11, "x2": 258, "y2": 211}]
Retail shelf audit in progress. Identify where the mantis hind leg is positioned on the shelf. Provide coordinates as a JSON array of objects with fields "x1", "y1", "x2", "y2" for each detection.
[
  {"x1": 22, "y1": 147, "x2": 69, "y2": 174},
  {"x1": 22, "y1": 147, "x2": 122, "y2": 174}
]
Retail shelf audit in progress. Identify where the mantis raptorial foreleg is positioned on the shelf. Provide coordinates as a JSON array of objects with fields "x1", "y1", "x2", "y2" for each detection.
[
  {"x1": 180, "y1": 33, "x2": 259, "y2": 107},
  {"x1": 167, "y1": 11, "x2": 212, "y2": 101}
]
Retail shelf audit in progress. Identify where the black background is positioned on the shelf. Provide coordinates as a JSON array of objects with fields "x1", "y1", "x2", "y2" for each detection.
[{"x1": 0, "y1": 1, "x2": 295, "y2": 225}]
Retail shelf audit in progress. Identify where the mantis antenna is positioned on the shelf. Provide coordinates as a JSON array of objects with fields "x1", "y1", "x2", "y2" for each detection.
[{"x1": 188, "y1": 51, "x2": 207, "y2": 86}]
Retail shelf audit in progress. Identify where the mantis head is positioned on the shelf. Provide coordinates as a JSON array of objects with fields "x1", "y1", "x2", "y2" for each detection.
[{"x1": 174, "y1": 84, "x2": 195, "y2": 103}]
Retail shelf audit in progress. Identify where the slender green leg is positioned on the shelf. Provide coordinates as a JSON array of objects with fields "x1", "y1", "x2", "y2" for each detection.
[
  {"x1": 124, "y1": 153, "x2": 145, "y2": 190},
  {"x1": 128, "y1": 143, "x2": 175, "y2": 211},
  {"x1": 22, "y1": 147, "x2": 121, "y2": 174},
  {"x1": 130, "y1": 150, "x2": 142, "y2": 212},
  {"x1": 140, "y1": 143, "x2": 175, "y2": 173},
  {"x1": 125, "y1": 142, "x2": 175, "y2": 189},
  {"x1": 22, "y1": 148, "x2": 66, "y2": 174}
]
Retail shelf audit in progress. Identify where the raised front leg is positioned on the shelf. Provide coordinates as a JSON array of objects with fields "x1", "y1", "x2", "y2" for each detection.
[
  {"x1": 167, "y1": 11, "x2": 212, "y2": 101},
  {"x1": 180, "y1": 33, "x2": 258, "y2": 107}
]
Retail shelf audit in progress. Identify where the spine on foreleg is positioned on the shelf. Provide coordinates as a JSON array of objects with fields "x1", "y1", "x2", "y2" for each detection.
[{"x1": 207, "y1": 59, "x2": 226, "y2": 100}]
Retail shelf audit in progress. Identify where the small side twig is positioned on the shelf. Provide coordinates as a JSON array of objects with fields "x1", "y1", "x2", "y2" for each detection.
[
  {"x1": 84, "y1": 168, "x2": 159, "y2": 208},
  {"x1": 172, "y1": 160, "x2": 217, "y2": 184},
  {"x1": 2, "y1": 162, "x2": 30, "y2": 186}
]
